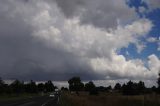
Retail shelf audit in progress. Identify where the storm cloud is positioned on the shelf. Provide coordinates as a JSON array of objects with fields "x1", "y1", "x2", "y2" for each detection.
[
  {"x1": 0, "y1": 0, "x2": 159, "y2": 82},
  {"x1": 55, "y1": 0, "x2": 137, "y2": 29}
]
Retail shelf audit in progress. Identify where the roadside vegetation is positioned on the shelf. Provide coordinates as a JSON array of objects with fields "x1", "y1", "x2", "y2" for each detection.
[
  {"x1": 1, "y1": 73, "x2": 160, "y2": 105},
  {"x1": 0, "y1": 78, "x2": 56, "y2": 101},
  {"x1": 60, "y1": 92, "x2": 160, "y2": 106},
  {"x1": 60, "y1": 73, "x2": 160, "y2": 106}
]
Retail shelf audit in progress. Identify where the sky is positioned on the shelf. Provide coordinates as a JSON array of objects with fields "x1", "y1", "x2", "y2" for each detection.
[{"x1": 0, "y1": 0, "x2": 160, "y2": 86}]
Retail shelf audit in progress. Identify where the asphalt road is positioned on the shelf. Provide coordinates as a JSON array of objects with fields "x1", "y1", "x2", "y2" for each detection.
[{"x1": 0, "y1": 95, "x2": 59, "y2": 106}]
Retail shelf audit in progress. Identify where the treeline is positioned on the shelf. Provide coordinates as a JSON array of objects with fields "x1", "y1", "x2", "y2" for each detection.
[
  {"x1": 65, "y1": 73, "x2": 160, "y2": 95},
  {"x1": 1, "y1": 73, "x2": 160, "y2": 96},
  {"x1": 0, "y1": 78, "x2": 56, "y2": 95}
]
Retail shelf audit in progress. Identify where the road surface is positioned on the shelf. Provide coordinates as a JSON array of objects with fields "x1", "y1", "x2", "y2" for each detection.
[{"x1": 0, "y1": 95, "x2": 59, "y2": 106}]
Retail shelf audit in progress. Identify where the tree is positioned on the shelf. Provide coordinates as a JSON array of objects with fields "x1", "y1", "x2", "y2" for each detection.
[
  {"x1": 84, "y1": 81, "x2": 99, "y2": 95},
  {"x1": 114, "y1": 83, "x2": 121, "y2": 91},
  {"x1": 122, "y1": 81, "x2": 135, "y2": 95},
  {"x1": 122, "y1": 80, "x2": 146, "y2": 95},
  {"x1": 89, "y1": 87, "x2": 98, "y2": 95},
  {"x1": 0, "y1": 77, "x2": 4, "y2": 85},
  {"x1": 137, "y1": 81, "x2": 145, "y2": 94},
  {"x1": 37, "y1": 83, "x2": 45, "y2": 92},
  {"x1": 85, "y1": 81, "x2": 95, "y2": 91},
  {"x1": 61, "y1": 87, "x2": 69, "y2": 91},
  {"x1": 68, "y1": 77, "x2": 84, "y2": 95},
  {"x1": 151, "y1": 86, "x2": 156, "y2": 92},
  {"x1": 25, "y1": 80, "x2": 38, "y2": 93},
  {"x1": 157, "y1": 73, "x2": 160, "y2": 93},
  {"x1": 106, "y1": 85, "x2": 112, "y2": 91},
  {"x1": 10, "y1": 80, "x2": 24, "y2": 94},
  {"x1": 0, "y1": 77, "x2": 5, "y2": 94},
  {"x1": 158, "y1": 73, "x2": 160, "y2": 87},
  {"x1": 97, "y1": 86, "x2": 106, "y2": 92},
  {"x1": 45, "y1": 80, "x2": 55, "y2": 92}
]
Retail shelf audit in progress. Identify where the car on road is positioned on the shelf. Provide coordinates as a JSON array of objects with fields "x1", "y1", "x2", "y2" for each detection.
[{"x1": 49, "y1": 93, "x2": 55, "y2": 97}]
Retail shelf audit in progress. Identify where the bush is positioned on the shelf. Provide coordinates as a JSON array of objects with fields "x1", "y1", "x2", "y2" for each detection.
[{"x1": 89, "y1": 88, "x2": 99, "y2": 95}]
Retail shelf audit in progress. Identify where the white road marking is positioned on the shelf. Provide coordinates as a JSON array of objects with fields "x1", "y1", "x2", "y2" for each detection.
[{"x1": 57, "y1": 97, "x2": 59, "y2": 103}]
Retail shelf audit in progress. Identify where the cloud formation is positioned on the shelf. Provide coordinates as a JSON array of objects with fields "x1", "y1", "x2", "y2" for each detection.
[
  {"x1": 55, "y1": 0, "x2": 137, "y2": 29},
  {"x1": 142, "y1": 0, "x2": 160, "y2": 10},
  {"x1": 147, "y1": 37, "x2": 160, "y2": 51},
  {"x1": 0, "y1": 0, "x2": 159, "y2": 82}
]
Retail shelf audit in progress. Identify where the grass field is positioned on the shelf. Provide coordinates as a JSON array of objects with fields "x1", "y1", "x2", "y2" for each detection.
[{"x1": 60, "y1": 92, "x2": 160, "y2": 106}]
